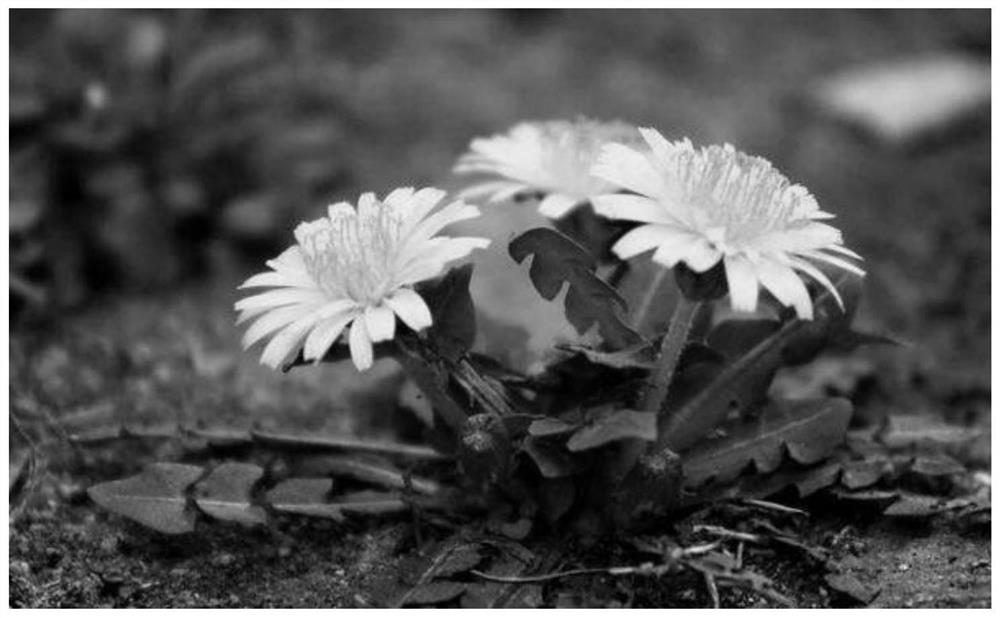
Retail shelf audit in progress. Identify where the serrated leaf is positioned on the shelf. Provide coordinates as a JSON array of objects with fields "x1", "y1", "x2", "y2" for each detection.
[
  {"x1": 299, "y1": 455, "x2": 441, "y2": 495},
  {"x1": 793, "y1": 461, "x2": 845, "y2": 497},
  {"x1": 660, "y1": 275, "x2": 859, "y2": 452},
  {"x1": 266, "y1": 477, "x2": 341, "y2": 521},
  {"x1": 266, "y1": 479, "x2": 406, "y2": 521},
  {"x1": 88, "y1": 463, "x2": 204, "y2": 535},
  {"x1": 566, "y1": 409, "x2": 658, "y2": 452},
  {"x1": 193, "y1": 462, "x2": 267, "y2": 526},
  {"x1": 509, "y1": 228, "x2": 641, "y2": 349},
  {"x1": 433, "y1": 543, "x2": 484, "y2": 579},
  {"x1": 416, "y1": 264, "x2": 477, "y2": 361},
  {"x1": 879, "y1": 416, "x2": 981, "y2": 449},
  {"x1": 682, "y1": 398, "x2": 852, "y2": 487}
]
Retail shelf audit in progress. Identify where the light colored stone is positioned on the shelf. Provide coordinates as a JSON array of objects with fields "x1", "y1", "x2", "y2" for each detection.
[{"x1": 815, "y1": 53, "x2": 989, "y2": 144}]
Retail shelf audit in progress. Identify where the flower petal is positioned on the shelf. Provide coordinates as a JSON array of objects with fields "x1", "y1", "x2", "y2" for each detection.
[
  {"x1": 457, "y1": 180, "x2": 531, "y2": 203},
  {"x1": 797, "y1": 249, "x2": 866, "y2": 277},
  {"x1": 242, "y1": 303, "x2": 321, "y2": 349},
  {"x1": 755, "y1": 259, "x2": 814, "y2": 320},
  {"x1": 592, "y1": 194, "x2": 681, "y2": 226},
  {"x1": 357, "y1": 192, "x2": 379, "y2": 220},
  {"x1": 364, "y1": 304, "x2": 396, "y2": 343},
  {"x1": 348, "y1": 319, "x2": 374, "y2": 371},
  {"x1": 259, "y1": 311, "x2": 327, "y2": 369},
  {"x1": 537, "y1": 193, "x2": 580, "y2": 219},
  {"x1": 239, "y1": 270, "x2": 315, "y2": 290},
  {"x1": 724, "y1": 254, "x2": 760, "y2": 313},
  {"x1": 612, "y1": 224, "x2": 686, "y2": 260},
  {"x1": 648, "y1": 232, "x2": 721, "y2": 272},
  {"x1": 403, "y1": 200, "x2": 482, "y2": 248},
  {"x1": 234, "y1": 288, "x2": 326, "y2": 313},
  {"x1": 384, "y1": 288, "x2": 433, "y2": 332},
  {"x1": 327, "y1": 201, "x2": 356, "y2": 221},
  {"x1": 591, "y1": 143, "x2": 666, "y2": 198},
  {"x1": 789, "y1": 256, "x2": 844, "y2": 310},
  {"x1": 394, "y1": 237, "x2": 490, "y2": 287},
  {"x1": 303, "y1": 313, "x2": 356, "y2": 363}
]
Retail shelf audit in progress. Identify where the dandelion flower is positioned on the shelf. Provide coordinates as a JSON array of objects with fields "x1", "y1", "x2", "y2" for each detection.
[
  {"x1": 454, "y1": 119, "x2": 638, "y2": 219},
  {"x1": 235, "y1": 188, "x2": 490, "y2": 371},
  {"x1": 591, "y1": 128, "x2": 864, "y2": 320}
]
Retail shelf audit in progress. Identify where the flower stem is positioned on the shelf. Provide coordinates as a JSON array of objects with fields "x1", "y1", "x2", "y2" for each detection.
[
  {"x1": 608, "y1": 296, "x2": 702, "y2": 491},
  {"x1": 641, "y1": 296, "x2": 702, "y2": 415},
  {"x1": 394, "y1": 338, "x2": 469, "y2": 435}
]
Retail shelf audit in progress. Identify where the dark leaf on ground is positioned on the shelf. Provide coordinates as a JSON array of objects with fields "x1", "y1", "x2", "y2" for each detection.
[
  {"x1": 682, "y1": 398, "x2": 853, "y2": 487},
  {"x1": 88, "y1": 462, "x2": 204, "y2": 535},
  {"x1": 192, "y1": 462, "x2": 266, "y2": 526}
]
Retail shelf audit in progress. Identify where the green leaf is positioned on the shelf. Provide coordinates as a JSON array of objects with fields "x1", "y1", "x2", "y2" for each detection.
[
  {"x1": 555, "y1": 342, "x2": 657, "y2": 370},
  {"x1": 509, "y1": 228, "x2": 641, "y2": 349},
  {"x1": 266, "y1": 479, "x2": 407, "y2": 522},
  {"x1": 88, "y1": 463, "x2": 204, "y2": 535},
  {"x1": 432, "y1": 543, "x2": 484, "y2": 579},
  {"x1": 298, "y1": 455, "x2": 441, "y2": 496},
  {"x1": 266, "y1": 477, "x2": 341, "y2": 521},
  {"x1": 193, "y1": 462, "x2": 267, "y2": 526},
  {"x1": 614, "y1": 257, "x2": 680, "y2": 337},
  {"x1": 705, "y1": 319, "x2": 782, "y2": 359},
  {"x1": 416, "y1": 264, "x2": 477, "y2": 361},
  {"x1": 660, "y1": 275, "x2": 860, "y2": 452},
  {"x1": 682, "y1": 398, "x2": 853, "y2": 487},
  {"x1": 566, "y1": 409, "x2": 658, "y2": 452}
]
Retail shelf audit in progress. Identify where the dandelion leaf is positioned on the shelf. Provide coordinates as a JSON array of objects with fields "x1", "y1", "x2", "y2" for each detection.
[
  {"x1": 566, "y1": 409, "x2": 658, "y2": 452},
  {"x1": 682, "y1": 398, "x2": 853, "y2": 487},
  {"x1": 192, "y1": 462, "x2": 267, "y2": 526},
  {"x1": 509, "y1": 227, "x2": 641, "y2": 349},
  {"x1": 88, "y1": 462, "x2": 204, "y2": 535}
]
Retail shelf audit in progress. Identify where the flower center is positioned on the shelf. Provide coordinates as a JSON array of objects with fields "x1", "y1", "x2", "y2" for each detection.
[
  {"x1": 298, "y1": 206, "x2": 405, "y2": 304},
  {"x1": 675, "y1": 145, "x2": 811, "y2": 246},
  {"x1": 541, "y1": 122, "x2": 631, "y2": 197}
]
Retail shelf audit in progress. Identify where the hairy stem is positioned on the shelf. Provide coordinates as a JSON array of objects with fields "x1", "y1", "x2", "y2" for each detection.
[
  {"x1": 641, "y1": 296, "x2": 702, "y2": 414},
  {"x1": 607, "y1": 296, "x2": 701, "y2": 491}
]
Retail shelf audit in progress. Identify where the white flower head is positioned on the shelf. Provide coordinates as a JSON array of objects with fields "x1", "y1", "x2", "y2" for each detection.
[
  {"x1": 235, "y1": 188, "x2": 490, "y2": 371},
  {"x1": 591, "y1": 128, "x2": 864, "y2": 320},
  {"x1": 454, "y1": 118, "x2": 639, "y2": 219}
]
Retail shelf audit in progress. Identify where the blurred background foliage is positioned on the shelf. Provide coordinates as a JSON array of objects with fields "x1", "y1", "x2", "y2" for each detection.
[{"x1": 9, "y1": 9, "x2": 989, "y2": 368}]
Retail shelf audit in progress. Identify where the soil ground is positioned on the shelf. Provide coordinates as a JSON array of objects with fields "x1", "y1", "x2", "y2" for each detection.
[{"x1": 9, "y1": 9, "x2": 991, "y2": 608}]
